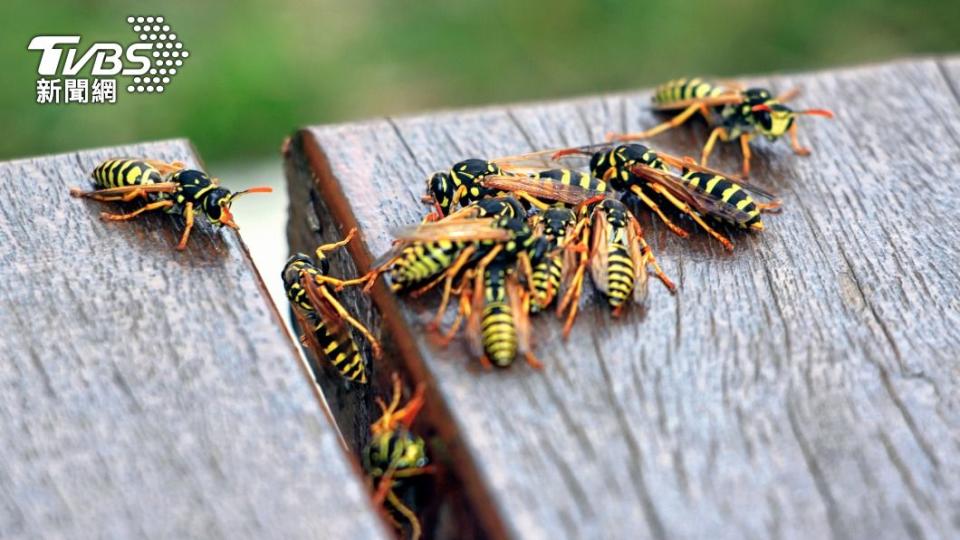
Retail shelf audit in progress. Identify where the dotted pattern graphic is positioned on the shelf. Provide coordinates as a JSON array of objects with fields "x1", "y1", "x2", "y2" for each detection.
[{"x1": 124, "y1": 16, "x2": 189, "y2": 94}]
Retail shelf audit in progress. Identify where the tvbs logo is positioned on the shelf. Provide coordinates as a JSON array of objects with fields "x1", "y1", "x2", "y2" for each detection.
[{"x1": 28, "y1": 16, "x2": 189, "y2": 104}]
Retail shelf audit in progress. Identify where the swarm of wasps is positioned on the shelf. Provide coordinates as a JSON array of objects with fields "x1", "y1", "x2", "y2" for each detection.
[
  {"x1": 283, "y1": 77, "x2": 833, "y2": 378},
  {"x1": 278, "y1": 77, "x2": 831, "y2": 538}
]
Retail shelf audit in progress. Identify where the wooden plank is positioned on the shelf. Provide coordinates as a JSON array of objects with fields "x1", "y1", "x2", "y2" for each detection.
[
  {"x1": 0, "y1": 141, "x2": 388, "y2": 539},
  {"x1": 286, "y1": 57, "x2": 960, "y2": 539}
]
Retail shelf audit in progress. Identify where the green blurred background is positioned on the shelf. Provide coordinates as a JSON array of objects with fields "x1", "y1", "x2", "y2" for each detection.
[{"x1": 2, "y1": 0, "x2": 958, "y2": 165}]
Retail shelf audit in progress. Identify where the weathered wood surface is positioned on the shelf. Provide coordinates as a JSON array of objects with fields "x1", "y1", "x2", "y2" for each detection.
[
  {"x1": 0, "y1": 141, "x2": 388, "y2": 539},
  {"x1": 287, "y1": 56, "x2": 960, "y2": 539}
]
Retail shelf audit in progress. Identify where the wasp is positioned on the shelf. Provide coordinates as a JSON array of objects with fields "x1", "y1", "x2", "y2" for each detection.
[
  {"x1": 367, "y1": 210, "x2": 540, "y2": 325},
  {"x1": 437, "y1": 257, "x2": 541, "y2": 369},
  {"x1": 70, "y1": 158, "x2": 272, "y2": 250},
  {"x1": 528, "y1": 206, "x2": 580, "y2": 313},
  {"x1": 477, "y1": 167, "x2": 610, "y2": 210},
  {"x1": 557, "y1": 197, "x2": 676, "y2": 336},
  {"x1": 364, "y1": 374, "x2": 434, "y2": 540},
  {"x1": 282, "y1": 229, "x2": 380, "y2": 384},
  {"x1": 503, "y1": 143, "x2": 782, "y2": 251},
  {"x1": 423, "y1": 158, "x2": 507, "y2": 219},
  {"x1": 607, "y1": 78, "x2": 834, "y2": 177}
]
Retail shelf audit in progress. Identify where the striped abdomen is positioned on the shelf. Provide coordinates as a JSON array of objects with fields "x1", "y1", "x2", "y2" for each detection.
[
  {"x1": 481, "y1": 267, "x2": 517, "y2": 367},
  {"x1": 91, "y1": 159, "x2": 163, "y2": 189},
  {"x1": 534, "y1": 169, "x2": 608, "y2": 192},
  {"x1": 530, "y1": 254, "x2": 563, "y2": 313},
  {"x1": 682, "y1": 171, "x2": 761, "y2": 228},
  {"x1": 653, "y1": 78, "x2": 724, "y2": 106},
  {"x1": 605, "y1": 238, "x2": 636, "y2": 308},
  {"x1": 306, "y1": 312, "x2": 367, "y2": 383},
  {"x1": 389, "y1": 240, "x2": 463, "y2": 289}
]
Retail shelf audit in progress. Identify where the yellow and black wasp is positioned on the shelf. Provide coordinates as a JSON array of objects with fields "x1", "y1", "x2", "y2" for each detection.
[
  {"x1": 528, "y1": 206, "x2": 580, "y2": 313},
  {"x1": 366, "y1": 207, "x2": 541, "y2": 330},
  {"x1": 364, "y1": 374, "x2": 434, "y2": 540},
  {"x1": 608, "y1": 78, "x2": 834, "y2": 177},
  {"x1": 70, "y1": 158, "x2": 271, "y2": 250},
  {"x1": 437, "y1": 256, "x2": 541, "y2": 369},
  {"x1": 501, "y1": 143, "x2": 782, "y2": 251},
  {"x1": 477, "y1": 167, "x2": 610, "y2": 210},
  {"x1": 282, "y1": 229, "x2": 380, "y2": 384},
  {"x1": 423, "y1": 158, "x2": 508, "y2": 219},
  {"x1": 556, "y1": 197, "x2": 675, "y2": 336}
]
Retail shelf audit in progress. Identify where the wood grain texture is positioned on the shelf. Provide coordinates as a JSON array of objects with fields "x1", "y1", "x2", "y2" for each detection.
[
  {"x1": 0, "y1": 141, "x2": 388, "y2": 539},
  {"x1": 287, "y1": 57, "x2": 960, "y2": 539}
]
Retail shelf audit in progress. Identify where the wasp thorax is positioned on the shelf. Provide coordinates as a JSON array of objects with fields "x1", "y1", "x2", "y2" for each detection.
[
  {"x1": 453, "y1": 158, "x2": 499, "y2": 179},
  {"x1": 743, "y1": 88, "x2": 773, "y2": 105}
]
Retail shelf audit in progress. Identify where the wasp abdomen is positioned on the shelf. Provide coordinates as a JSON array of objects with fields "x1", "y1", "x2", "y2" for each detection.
[
  {"x1": 390, "y1": 240, "x2": 461, "y2": 289},
  {"x1": 311, "y1": 316, "x2": 367, "y2": 383},
  {"x1": 606, "y1": 245, "x2": 636, "y2": 308},
  {"x1": 653, "y1": 78, "x2": 723, "y2": 105},
  {"x1": 91, "y1": 159, "x2": 163, "y2": 189},
  {"x1": 481, "y1": 302, "x2": 516, "y2": 367},
  {"x1": 531, "y1": 257, "x2": 563, "y2": 313},
  {"x1": 683, "y1": 171, "x2": 761, "y2": 227}
]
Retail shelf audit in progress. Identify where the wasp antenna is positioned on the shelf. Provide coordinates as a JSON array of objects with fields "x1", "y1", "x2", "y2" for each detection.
[
  {"x1": 797, "y1": 108, "x2": 835, "y2": 119},
  {"x1": 750, "y1": 104, "x2": 772, "y2": 113},
  {"x1": 234, "y1": 186, "x2": 274, "y2": 196}
]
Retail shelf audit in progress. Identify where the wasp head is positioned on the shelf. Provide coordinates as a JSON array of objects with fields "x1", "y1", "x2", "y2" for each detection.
[
  {"x1": 282, "y1": 253, "x2": 315, "y2": 305},
  {"x1": 751, "y1": 102, "x2": 834, "y2": 139},
  {"x1": 363, "y1": 429, "x2": 429, "y2": 477},
  {"x1": 203, "y1": 184, "x2": 273, "y2": 228},
  {"x1": 425, "y1": 171, "x2": 454, "y2": 216}
]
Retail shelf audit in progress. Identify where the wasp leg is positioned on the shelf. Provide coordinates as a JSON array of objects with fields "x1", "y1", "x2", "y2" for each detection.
[
  {"x1": 628, "y1": 186, "x2": 688, "y2": 239},
  {"x1": 99, "y1": 199, "x2": 174, "y2": 222},
  {"x1": 409, "y1": 245, "x2": 476, "y2": 300},
  {"x1": 700, "y1": 126, "x2": 730, "y2": 169},
  {"x1": 646, "y1": 183, "x2": 733, "y2": 250},
  {"x1": 608, "y1": 103, "x2": 702, "y2": 141},
  {"x1": 516, "y1": 251, "x2": 538, "y2": 298},
  {"x1": 437, "y1": 285, "x2": 472, "y2": 346},
  {"x1": 511, "y1": 190, "x2": 551, "y2": 211},
  {"x1": 631, "y1": 220, "x2": 677, "y2": 293},
  {"x1": 72, "y1": 187, "x2": 150, "y2": 203},
  {"x1": 756, "y1": 200, "x2": 782, "y2": 213},
  {"x1": 174, "y1": 202, "x2": 195, "y2": 251},
  {"x1": 385, "y1": 489, "x2": 422, "y2": 540},
  {"x1": 557, "y1": 253, "x2": 588, "y2": 338},
  {"x1": 317, "y1": 286, "x2": 382, "y2": 359},
  {"x1": 316, "y1": 227, "x2": 357, "y2": 254},
  {"x1": 788, "y1": 122, "x2": 812, "y2": 157},
  {"x1": 516, "y1": 291, "x2": 543, "y2": 369},
  {"x1": 738, "y1": 134, "x2": 753, "y2": 178},
  {"x1": 309, "y1": 274, "x2": 370, "y2": 291},
  {"x1": 450, "y1": 184, "x2": 469, "y2": 210},
  {"x1": 427, "y1": 246, "x2": 477, "y2": 330}
]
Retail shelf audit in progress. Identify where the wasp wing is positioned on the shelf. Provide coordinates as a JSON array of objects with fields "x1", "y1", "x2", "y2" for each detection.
[
  {"x1": 291, "y1": 307, "x2": 325, "y2": 364},
  {"x1": 678, "y1": 159, "x2": 781, "y2": 203},
  {"x1": 480, "y1": 175, "x2": 606, "y2": 207},
  {"x1": 629, "y1": 163, "x2": 758, "y2": 226},
  {"x1": 650, "y1": 93, "x2": 743, "y2": 111},
  {"x1": 492, "y1": 142, "x2": 617, "y2": 169},
  {"x1": 627, "y1": 217, "x2": 650, "y2": 305},
  {"x1": 300, "y1": 271, "x2": 349, "y2": 337},
  {"x1": 81, "y1": 182, "x2": 179, "y2": 197},
  {"x1": 507, "y1": 275, "x2": 533, "y2": 358},
  {"x1": 390, "y1": 219, "x2": 510, "y2": 243},
  {"x1": 587, "y1": 207, "x2": 610, "y2": 296},
  {"x1": 465, "y1": 273, "x2": 485, "y2": 361}
]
